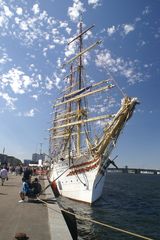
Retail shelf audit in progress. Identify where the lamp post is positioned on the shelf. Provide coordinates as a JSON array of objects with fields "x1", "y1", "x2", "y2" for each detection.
[{"x1": 2, "y1": 147, "x2": 6, "y2": 165}]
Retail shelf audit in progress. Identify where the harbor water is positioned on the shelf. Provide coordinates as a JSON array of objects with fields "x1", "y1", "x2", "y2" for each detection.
[{"x1": 59, "y1": 173, "x2": 160, "y2": 239}]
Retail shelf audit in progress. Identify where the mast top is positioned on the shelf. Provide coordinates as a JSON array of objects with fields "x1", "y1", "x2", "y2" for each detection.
[{"x1": 80, "y1": 12, "x2": 83, "y2": 23}]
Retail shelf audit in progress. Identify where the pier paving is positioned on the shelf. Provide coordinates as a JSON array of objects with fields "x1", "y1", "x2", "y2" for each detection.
[{"x1": 0, "y1": 174, "x2": 72, "y2": 240}]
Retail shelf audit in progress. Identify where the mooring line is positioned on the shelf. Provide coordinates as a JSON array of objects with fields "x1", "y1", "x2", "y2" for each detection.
[{"x1": 37, "y1": 197, "x2": 154, "y2": 240}]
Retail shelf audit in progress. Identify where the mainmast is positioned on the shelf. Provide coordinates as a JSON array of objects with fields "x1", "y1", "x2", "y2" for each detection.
[
  {"x1": 59, "y1": 21, "x2": 101, "y2": 157},
  {"x1": 77, "y1": 20, "x2": 83, "y2": 156},
  {"x1": 68, "y1": 64, "x2": 73, "y2": 164}
]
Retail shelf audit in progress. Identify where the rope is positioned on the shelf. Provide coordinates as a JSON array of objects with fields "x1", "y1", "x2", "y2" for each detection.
[
  {"x1": 104, "y1": 66, "x2": 126, "y2": 97},
  {"x1": 36, "y1": 197, "x2": 154, "y2": 240}
]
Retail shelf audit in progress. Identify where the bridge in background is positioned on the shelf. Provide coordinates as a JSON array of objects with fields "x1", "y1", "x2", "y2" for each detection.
[{"x1": 108, "y1": 168, "x2": 160, "y2": 175}]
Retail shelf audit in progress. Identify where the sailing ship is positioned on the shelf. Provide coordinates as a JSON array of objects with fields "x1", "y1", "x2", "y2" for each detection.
[{"x1": 49, "y1": 21, "x2": 139, "y2": 204}]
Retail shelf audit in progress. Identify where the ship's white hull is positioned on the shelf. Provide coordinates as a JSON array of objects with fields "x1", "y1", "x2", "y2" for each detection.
[{"x1": 49, "y1": 157, "x2": 107, "y2": 204}]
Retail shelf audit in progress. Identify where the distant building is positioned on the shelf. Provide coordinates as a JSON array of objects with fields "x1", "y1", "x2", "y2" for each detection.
[
  {"x1": 32, "y1": 153, "x2": 45, "y2": 163},
  {"x1": 23, "y1": 159, "x2": 32, "y2": 165}
]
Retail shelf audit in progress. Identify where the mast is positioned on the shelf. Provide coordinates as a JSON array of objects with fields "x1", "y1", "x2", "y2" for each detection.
[
  {"x1": 58, "y1": 20, "x2": 101, "y2": 157},
  {"x1": 68, "y1": 64, "x2": 73, "y2": 164},
  {"x1": 77, "y1": 19, "x2": 83, "y2": 156}
]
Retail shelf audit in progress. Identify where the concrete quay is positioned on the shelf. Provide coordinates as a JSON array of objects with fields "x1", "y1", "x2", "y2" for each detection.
[{"x1": 0, "y1": 174, "x2": 72, "y2": 240}]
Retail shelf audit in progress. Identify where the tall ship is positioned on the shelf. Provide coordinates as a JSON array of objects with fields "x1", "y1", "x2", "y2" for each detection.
[{"x1": 49, "y1": 20, "x2": 138, "y2": 204}]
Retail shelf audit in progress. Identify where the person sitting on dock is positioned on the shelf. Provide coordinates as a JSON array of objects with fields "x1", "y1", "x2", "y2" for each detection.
[
  {"x1": 31, "y1": 178, "x2": 42, "y2": 196},
  {"x1": 19, "y1": 177, "x2": 32, "y2": 203}
]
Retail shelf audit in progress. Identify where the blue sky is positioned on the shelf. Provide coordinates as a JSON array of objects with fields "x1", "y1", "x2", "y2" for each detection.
[{"x1": 0, "y1": 0, "x2": 159, "y2": 169}]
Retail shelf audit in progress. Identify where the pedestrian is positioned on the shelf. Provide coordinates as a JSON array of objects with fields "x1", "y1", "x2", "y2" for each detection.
[
  {"x1": 18, "y1": 177, "x2": 31, "y2": 203},
  {"x1": 15, "y1": 166, "x2": 20, "y2": 176},
  {"x1": 23, "y1": 166, "x2": 32, "y2": 186},
  {"x1": 19, "y1": 165, "x2": 23, "y2": 175},
  {"x1": 0, "y1": 166, "x2": 8, "y2": 186}
]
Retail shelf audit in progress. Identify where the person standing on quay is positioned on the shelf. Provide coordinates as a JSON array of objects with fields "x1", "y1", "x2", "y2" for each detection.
[
  {"x1": 0, "y1": 166, "x2": 8, "y2": 186},
  {"x1": 23, "y1": 166, "x2": 32, "y2": 186}
]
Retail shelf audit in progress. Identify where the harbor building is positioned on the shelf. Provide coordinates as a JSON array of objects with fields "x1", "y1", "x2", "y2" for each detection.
[{"x1": 32, "y1": 153, "x2": 45, "y2": 163}]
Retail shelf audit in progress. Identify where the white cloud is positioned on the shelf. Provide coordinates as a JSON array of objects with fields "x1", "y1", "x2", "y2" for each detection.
[
  {"x1": 32, "y1": 4, "x2": 40, "y2": 15},
  {"x1": 3, "y1": 5, "x2": 13, "y2": 18},
  {"x1": 0, "y1": 9, "x2": 9, "y2": 29},
  {"x1": 142, "y1": 6, "x2": 150, "y2": 15},
  {"x1": 0, "y1": 92, "x2": 17, "y2": 110},
  {"x1": 0, "y1": 68, "x2": 33, "y2": 94},
  {"x1": 53, "y1": 73, "x2": 61, "y2": 88},
  {"x1": 107, "y1": 25, "x2": 116, "y2": 36},
  {"x1": 59, "y1": 21, "x2": 68, "y2": 28},
  {"x1": 53, "y1": 37, "x2": 64, "y2": 45},
  {"x1": 32, "y1": 95, "x2": 38, "y2": 101},
  {"x1": 42, "y1": 47, "x2": 48, "y2": 57},
  {"x1": 0, "y1": 4, "x2": 57, "y2": 47},
  {"x1": 15, "y1": 17, "x2": 20, "y2": 24},
  {"x1": 95, "y1": 50, "x2": 115, "y2": 68},
  {"x1": 0, "y1": 2, "x2": 66, "y2": 50},
  {"x1": 49, "y1": 45, "x2": 55, "y2": 50},
  {"x1": 154, "y1": 33, "x2": 160, "y2": 39},
  {"x1": 65, "y1": 27, "x2": 72, "y2": 35},
  {"x1": 45, "y1": 77, "x2": 54, "y2": 90},
  {"x1": 135, "y1": 17, "x2": 141, "y2": 23},
  {"x1": 137, "y1": 40, "x2": 146, "y2": 47},
  {"x1": 0, "y1": 15, "x2": 5, "y2": 27},
  {"x1": 95, "y1": 49, "x2": 143, "y2": 85},
  {"x1": 0, "y1": 47, "x2": 12, "y2": 64},
  {"x1": 16, "y1": 7, "x2": 23, "y2": 15},
  {"x1": 52, "y1": 28, "x2": 59, "y2": 35},
  {"x1": 88, "y1": 0, "x2": 101, "y2": 8},
  {"x1": 106, "y1": 23, "x2": 135, "y2": 38},
  {"x1": 68, "y1": 0, "x2": 85, "y2": 22},
  {"x1": 19, "y1": 21, "x2": 29, "y2": 31},
  {"x1": 56, "y1": 58, "x2": 62, "y2": 68},
  {"x1": 23, "y1": 75, "x2": 32, "y2": 88},
  {"x1": 123, "y1": 24, "x2": 135, "y2": 35},
  {"x1": 0, "y1": 5, "x2": 12, "y2": 35},
  {"x1": 65, "y1": 41, "x2": 76, "y2": 57},
  {"x1": 24, "y1": 108, "x2": 37, "y2": 117}
]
